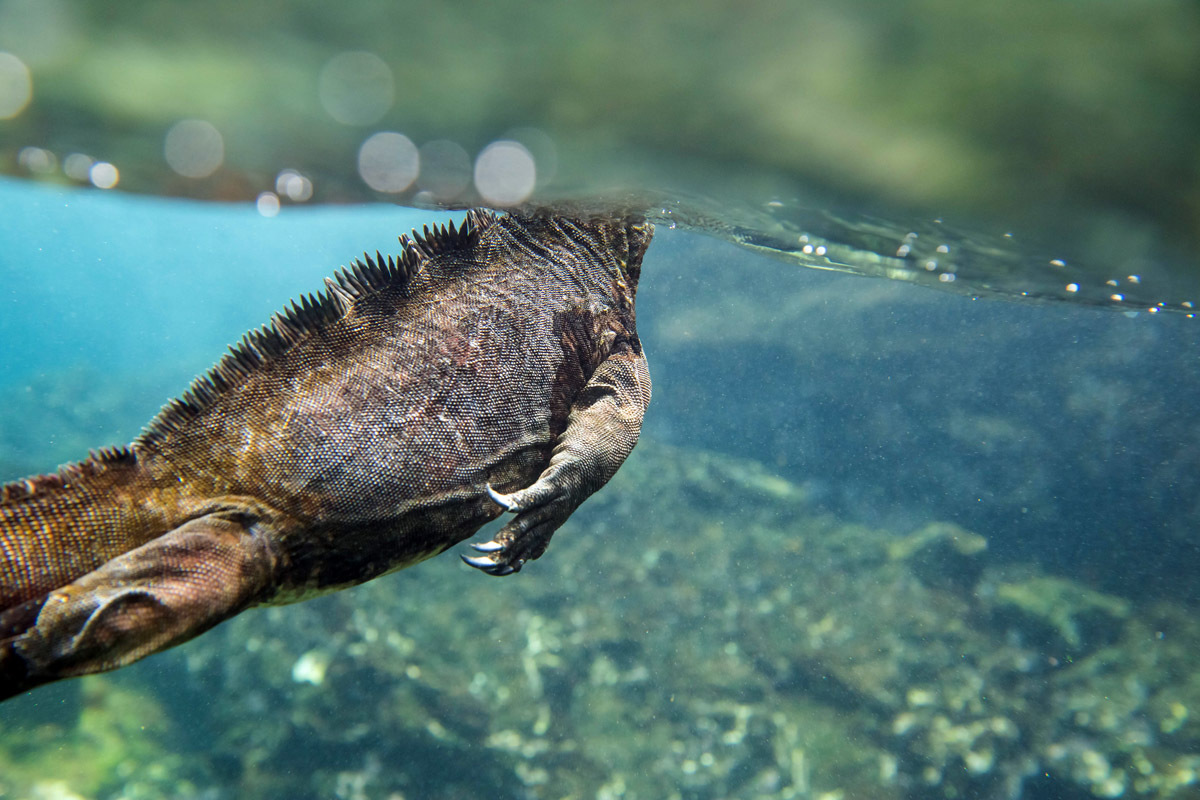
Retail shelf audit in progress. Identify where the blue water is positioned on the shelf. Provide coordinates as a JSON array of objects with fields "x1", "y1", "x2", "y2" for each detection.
[
  {"x1": 2, "y1": 177, "x2": 1199, "y2": 799},
  {"x1": 0, "y1": 179, "x2": 439, "y2": 388}
]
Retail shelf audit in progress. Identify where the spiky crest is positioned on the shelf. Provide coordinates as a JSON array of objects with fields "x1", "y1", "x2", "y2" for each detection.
[
  {"x1": 0, "y1": 446, "x2": 136, "y2": 506},
  {"x1": 136, "y1": 211, "x2": 499, "y2": 449}
]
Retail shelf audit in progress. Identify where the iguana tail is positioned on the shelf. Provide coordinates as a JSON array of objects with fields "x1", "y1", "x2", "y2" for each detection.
[
  {"x1": 0, "y1": 448, "x2": 174, "y2": 699},
  {"x1": 1, "y1": 448, "x2": 279, "y2": 701},
  {"x1": 0, "y1": 448, "x2": 178, "y2": 610}
]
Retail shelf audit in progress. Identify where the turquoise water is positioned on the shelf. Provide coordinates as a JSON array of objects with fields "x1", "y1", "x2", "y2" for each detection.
[
  {"x1": 0, "y1": 179, "x2": 433, "y2": 387},
  {"x1": 2, "y1": 178, "x2": 1200, "y2": 798}
]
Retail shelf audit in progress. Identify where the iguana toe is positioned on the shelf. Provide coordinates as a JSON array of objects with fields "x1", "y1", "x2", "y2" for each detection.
[
  {"x1": 464, "y1": 482, "x2": 569, "y2": 575},
  {"x1": 460, "y1": 553, "x2": 519, "y2": 575},
  {"x1": 486, "y1": 482, "x2": 558, "y2": 512},
  {"x1": 485, "y1": 484, "x2": 519, "y2": 510},
  {"x1": 461, "y1": 529, "x2": 530, "y2": 575}
]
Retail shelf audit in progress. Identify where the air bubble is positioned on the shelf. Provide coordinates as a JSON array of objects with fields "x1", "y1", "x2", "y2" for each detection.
[
  {"x1": 17, "y1": 146, "x2": 55, "y2": 174},
  {"x1": 474, "y1": 140, "x2": 536, "y2": 206},
  {"x1": 88, "y1": 161, "x2": 118, "y2": 189},
  {"x1": 0, "y1": 51, "x2": 32, "y2": 119},
  {"x1": 164, "y1": 119, "x2": 224, "y2": 179},
  {"x1": 275, "y1": 169, "x2": 313, "y2": 202},
  {"x1": 63, "y1": 152, "x2": 93, "y2": 181},
  {"x1": 318, "y1": 51, "x2": 394, "y2": 126},
  {"x1": 256, "y1": 192, "x2": 281, "y2": 217},
  {"x1": 358, "y1": 132, "x2": 419, "y2": 193}
]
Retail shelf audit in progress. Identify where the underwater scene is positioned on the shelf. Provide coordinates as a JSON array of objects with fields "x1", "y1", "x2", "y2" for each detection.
[
  {"x1": 2, "y1": 182, "x2": 1199, "y2": 800},
  {"x1": 2, "y1": 0, "x2": 1200, "y2": 798}
]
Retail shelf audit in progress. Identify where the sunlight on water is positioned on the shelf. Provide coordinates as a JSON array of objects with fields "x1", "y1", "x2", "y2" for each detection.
[
  {"x1": 0, "y1": 2, "x2": 1191, "y2": 320},
  {"x1": 0, "y1": 1, "x2": 1192, "y2": 316},
  {"x1": 474, "y1": 139, "x2": 537, "y2": 207},
  {"x1": 274, "y1": 168, "x2": 312, "y2": 202},
  {"x1": 86, "y1": 159, "x2": 117, "y2": 189}
]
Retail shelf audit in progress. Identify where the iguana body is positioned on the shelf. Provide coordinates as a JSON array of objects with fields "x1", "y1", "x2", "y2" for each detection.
[{"x1": 0, "y1": 210, "x2": 653, "y2": 700}]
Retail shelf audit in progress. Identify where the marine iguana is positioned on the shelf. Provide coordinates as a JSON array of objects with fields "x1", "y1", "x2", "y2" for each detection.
[{"x1": 0, "y1": 209, "x2": 653, "y2": 701}]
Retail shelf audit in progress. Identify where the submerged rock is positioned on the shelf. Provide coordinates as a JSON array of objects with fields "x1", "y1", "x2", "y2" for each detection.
[
  {"x1": 3, "y1": 434, "x2": 1199, "y2": 799},
  {"x1": 987, "y1": 574, "x2": 1131, "y2": 651},
  {"x1": 887, "y1": 521, "x2": 988, "y2": 594}
]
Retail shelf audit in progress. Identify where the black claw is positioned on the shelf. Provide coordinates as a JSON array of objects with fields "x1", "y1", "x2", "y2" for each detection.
[{"x1": 470, "y1": 540, "x2": 504, "y2": 553}]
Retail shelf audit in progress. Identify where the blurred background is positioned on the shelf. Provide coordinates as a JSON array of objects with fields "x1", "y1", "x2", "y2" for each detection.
[{"x1": 0, "y1": 0, "x2": 1198, "y2": 286}]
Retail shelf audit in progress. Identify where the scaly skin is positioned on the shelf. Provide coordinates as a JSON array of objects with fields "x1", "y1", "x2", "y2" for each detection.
[{"x1": 0, "y1": 210, "x2": 653, "y2": 700}]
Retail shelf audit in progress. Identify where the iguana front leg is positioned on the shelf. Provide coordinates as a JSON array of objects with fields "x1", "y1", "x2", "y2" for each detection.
[
  {"x1": 464, "y1": 352, "x2": 651, "y2": 575},
  {"x1": 1, "y1": 511, "x2": 278, "y2": 698}
]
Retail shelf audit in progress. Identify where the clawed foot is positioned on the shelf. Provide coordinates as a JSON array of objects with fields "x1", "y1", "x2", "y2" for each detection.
[{"x1": 461, "y1": 482, "x2": 572, "y2": 576}]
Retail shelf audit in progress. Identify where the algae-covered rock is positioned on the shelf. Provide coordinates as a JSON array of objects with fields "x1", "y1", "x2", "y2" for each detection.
[
  {"x1": 887, "y1": 521, "x2": 988, "y2": 594},
  {"x1": 0, "y1": 680, "x2": 206, "y2": 800},
  {"x1": 988, "y1": 575, "x2": 1131, "y2": 650},
  {"x1": 887, "y1": 522, "x2": 988, "y2": 563}
]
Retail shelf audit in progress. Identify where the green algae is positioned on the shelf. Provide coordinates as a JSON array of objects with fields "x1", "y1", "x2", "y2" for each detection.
[
  {"x1": 992, "y1": 575, "x2": 1131, "y2": 649},
  {"x1": 0, "y1": 679, "x2": 201, "y2": 800},
  {"x1": 887, "y1": 521, "x2": 987, "y2": 563}
]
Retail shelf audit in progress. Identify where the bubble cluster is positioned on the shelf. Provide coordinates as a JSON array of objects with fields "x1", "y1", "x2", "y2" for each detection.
[
  {"x1": 4, "y1": 26, "x2": 555, "y2": 209},
  {"x1": 275, "y1": 169, "x2": 313, "y2": 202},
  {"x1": 15, "y1": 146, "x2": 118, "y2": 189},
  {"x1": 2, "y1": 29, "x2": 555, "y2": 211}
]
